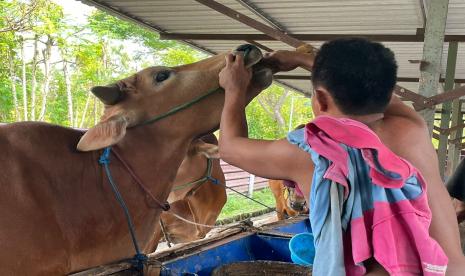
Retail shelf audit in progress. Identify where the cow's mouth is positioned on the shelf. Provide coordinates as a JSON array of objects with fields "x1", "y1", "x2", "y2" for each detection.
[
  {"x1": 289, "y1": 201, "x2": 307, "y2": 212},
  {"x1": 234, "y1": 44, "x2": 273, "y2": 90}
]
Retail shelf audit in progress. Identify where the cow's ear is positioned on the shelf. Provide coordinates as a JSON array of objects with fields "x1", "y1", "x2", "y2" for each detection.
[
  {"x1": 77, "y1": 113, "x2": 129, "y2": 151},
  {"x1": 91, "y1": 84, "x2": 124, "y2": 105},
  {"x1": 196, "y1": 143, "x2": 220, "y2": 159}
]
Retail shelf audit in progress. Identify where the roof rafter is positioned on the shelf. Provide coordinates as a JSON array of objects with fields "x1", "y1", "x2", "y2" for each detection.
[
  {"x1": 194, "y1": 0, "x2": 431, "y2": 102},
  {"x1": 194, "y1": 0, "x2": 306, "y2": 48},
  {"x1": 274, "y1": 75, "x2": 465, "y2": 84},
  {"x1": 160, "y1": 33, "x2": 465, "y2": 42},
  {"x1": 234, "y1": 0, "x2": 286, "y2": 32}
]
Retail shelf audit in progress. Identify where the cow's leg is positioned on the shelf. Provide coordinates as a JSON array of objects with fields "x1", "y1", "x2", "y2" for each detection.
[{"x1": 275, "y1": 199, "x2": 285, "y2": 220}]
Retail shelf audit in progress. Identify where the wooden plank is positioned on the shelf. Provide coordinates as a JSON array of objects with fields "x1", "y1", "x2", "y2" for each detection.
[{"x1": 419, "y1": 85, "x2": 465, "y2": 110}]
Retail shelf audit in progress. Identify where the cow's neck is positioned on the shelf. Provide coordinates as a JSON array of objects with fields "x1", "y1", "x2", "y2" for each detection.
[{"x1": 115, "y1": 126, "x2": 191, "y2": 201}]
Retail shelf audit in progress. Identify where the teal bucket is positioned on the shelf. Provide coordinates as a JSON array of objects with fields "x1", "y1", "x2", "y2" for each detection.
[{"x1": 289, "y1": 233, "x2": 315, "y2": 266}]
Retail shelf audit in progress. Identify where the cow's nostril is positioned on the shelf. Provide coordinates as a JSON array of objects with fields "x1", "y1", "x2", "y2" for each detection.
[
  {"x1": 236, "y1": 44, "x2": 251, "y2": 52},
  {"x1": 235, "y1": 44, "x2": 262, "y2": 69},
  {"x1": 236, "y1": 44, "x2": 259, "y2": 54}
]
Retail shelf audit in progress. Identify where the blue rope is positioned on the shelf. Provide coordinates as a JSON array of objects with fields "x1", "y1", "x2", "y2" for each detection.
[{"x1": 99, "y1": 147, "x2": 147, "y2": 271}]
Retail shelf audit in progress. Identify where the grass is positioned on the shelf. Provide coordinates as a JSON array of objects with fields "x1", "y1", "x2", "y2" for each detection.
[{"x1": 218, "y1": 187, "x2": 276, "y2": 220}]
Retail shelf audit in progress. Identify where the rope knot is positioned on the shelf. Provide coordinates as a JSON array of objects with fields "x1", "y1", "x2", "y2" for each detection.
[
  {"x1": 208, "y1": 176, "x2": 220, "y2": 185},
  {"x1": 161, "y1": 201, "x2": 170, "y2": 211},
  {"x1": 131, "y1": 253, "x2": 148, "y2": 271},
  {"x1": 98, "y1": 147, "x2": 112, "y2": 165}
]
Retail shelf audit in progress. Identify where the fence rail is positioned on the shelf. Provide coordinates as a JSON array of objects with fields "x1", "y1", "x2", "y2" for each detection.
[{"x1": 221, "y1": 160, "x2": 269, "y2": 194}]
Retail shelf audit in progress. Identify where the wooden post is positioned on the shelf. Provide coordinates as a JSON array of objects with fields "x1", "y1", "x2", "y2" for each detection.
[
  {"x1": 447, "y1": 86, "x2": 464, "y2": 178},
  {"x1": 437, "y1": 42, "x2": 458, "y2": 178},
  {"x1": 418, "y1": 0, "x2": 449, "y2": 133},
  {"x1": 248, "y1": 174, "x2": 255, "y2": 197}
]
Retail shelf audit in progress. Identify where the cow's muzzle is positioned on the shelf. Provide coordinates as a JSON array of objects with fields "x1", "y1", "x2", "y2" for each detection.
[{"x1": 234, "y1": 44, "x2": 273, "y2": 90}]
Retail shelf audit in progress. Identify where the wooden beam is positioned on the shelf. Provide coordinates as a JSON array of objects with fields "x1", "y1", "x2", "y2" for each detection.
[
  {"x1": 245, "y1": 40, "x2": 273, "y2": 52},
  {"x1": 274, "y1": 75, "x2": 465, "y2": 84},
  {"x1": 397, "y1": 77, "x2": 465, "y2": 83},
  {"x1": 193, "y1": 0, "x2": 306, "y2": 48},
  {"x1": 393, "y1": 85, "x2": 428, "y2": 110},
  {"x1": 417, "y1": 85, "x2": 465, "y2": 110},
  {"x1": 159, "y1": 33, "x2": 465, "y2": 42},
  {"x1": 234, "y1": 0, "x2": 285, "y2": 31}
]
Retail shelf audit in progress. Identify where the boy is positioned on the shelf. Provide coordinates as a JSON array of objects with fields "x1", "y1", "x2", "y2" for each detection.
[{"x1": 218, "y1": 38, "x2": 465, "y2": 275}]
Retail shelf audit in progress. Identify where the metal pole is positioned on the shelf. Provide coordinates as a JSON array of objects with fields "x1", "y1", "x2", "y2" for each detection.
[
  {"x1": 288, "y1": 96, "x2": 295, "y2": 132},
  {"x1": 437, "y1": 42, "x2": 458, "y2": 178},
  {"x1": 418, "y1": 0, "x2": 449, "y2": 133},
  {"x1": 447, "y1": 85, "x2": 464, "y2": 177},
  {"x1": 248, "y1": 174, "x2": 255, "y2": 197}
]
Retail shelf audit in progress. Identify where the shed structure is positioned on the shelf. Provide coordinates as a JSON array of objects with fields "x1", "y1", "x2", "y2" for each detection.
[{"x1": 80, "y1": 0, "x2": 465, "y2": 178}]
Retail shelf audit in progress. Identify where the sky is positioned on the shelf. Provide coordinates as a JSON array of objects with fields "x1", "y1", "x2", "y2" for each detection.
[{"x1": 51, "y1": 0, "x2": 95, "y2": 24}]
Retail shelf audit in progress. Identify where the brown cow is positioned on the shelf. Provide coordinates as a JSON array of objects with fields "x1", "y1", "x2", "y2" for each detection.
[
  {"x1": 153, "y1": 134, "x2": 226, "y2": 247},
  {"x1": 269, "y1": 179, "x2": 308, "y2": 220},
  {"x1": 0, "y1": 44, "x2": 272, "y2": 275}
]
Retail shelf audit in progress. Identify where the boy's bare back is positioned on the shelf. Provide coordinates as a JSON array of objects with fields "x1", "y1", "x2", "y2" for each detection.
[{"x1": 218, "y1": 40, "x2": 465, "y2": 274}]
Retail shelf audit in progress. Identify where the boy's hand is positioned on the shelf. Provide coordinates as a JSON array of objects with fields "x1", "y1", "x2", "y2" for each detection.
[
  {"x1": 262, "y1": 50, "x2": 314, "y2": 72},
  {"x1": 219, "y1": 53, "x2": 252, "y2": 99}
]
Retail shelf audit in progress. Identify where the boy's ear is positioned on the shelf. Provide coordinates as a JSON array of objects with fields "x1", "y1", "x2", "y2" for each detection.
[{"x1": 314, "y1": 89, "x2": 329, "y2": 113}]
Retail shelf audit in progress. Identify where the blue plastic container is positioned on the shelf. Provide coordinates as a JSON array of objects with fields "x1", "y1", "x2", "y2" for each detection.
[{"x1": 289, "y1": 232, "x2": 315, "y2": 266}]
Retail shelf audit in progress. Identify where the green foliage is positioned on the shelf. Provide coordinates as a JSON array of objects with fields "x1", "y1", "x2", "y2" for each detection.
[
  {"x1": 32, "y1": 0, "x2": 64, "y2": 35},
  {"x1": 46, "y1": 70, "x2": 68, "y2": 125},
  {"x1": 161, "y1": 46, "x2": 206, "y2": 66},
  {"x1": 0, "y1": 0, "x2": 313, "y2": 142},
  {"x1": 247, "y1": 85, "x2": 313, "y2": 140},
  {"x1": 0, "y1": 81, "x2": 13, "y2": 122},
  {"x1": 218, "y1": 188, "x2": 276, "y2": 220},
  {"x1": 88, "y1": 11, "x2": 174, "y2": 50}
]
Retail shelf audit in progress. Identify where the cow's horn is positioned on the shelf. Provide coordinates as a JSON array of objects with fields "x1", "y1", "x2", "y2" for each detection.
[{"x1": 91, "y1": 84, "x2": 123, "y2": 105}]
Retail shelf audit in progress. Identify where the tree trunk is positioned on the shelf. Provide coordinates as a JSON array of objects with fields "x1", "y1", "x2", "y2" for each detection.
[
  {"x1": 20, "y1": 37, "x2": 28, "y2": 121},
  {"x1": 79, "y1": 93, "x2": 91, "y2": 128},
  {"x1": 273, "y1": 109, "x2": 286, "y2": 130},
  {"x1": 38, "y1": 35, "x2": 53, "y2": 121},
  {"x1": 7, "y1": 48, "x2": 19, "y2": 121},
  {"x1": 63, "y1": 60, "x2": 74, "y2": 127},
  {"x1": 273, "y1": 90, "x2": 289, "y2": 131},
  {"x1": 30, "y1": 35, "x2": 39, "y2": 121},
  {"x1": 93, "y1": 96, "x2": 97, "y2": 125},
  {"x1": 257, "y1": 90, "x2": 289, "y2": 133}
]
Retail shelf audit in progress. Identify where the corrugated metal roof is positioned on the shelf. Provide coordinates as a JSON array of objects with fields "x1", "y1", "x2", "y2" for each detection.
[{"x1": 80, "y1": 0, "x2": 465, "y2": 95}]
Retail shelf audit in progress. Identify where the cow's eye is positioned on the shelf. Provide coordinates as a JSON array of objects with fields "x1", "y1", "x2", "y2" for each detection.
[{"x1": 155, "y1": 70, "x2": 171, "y2": 83}]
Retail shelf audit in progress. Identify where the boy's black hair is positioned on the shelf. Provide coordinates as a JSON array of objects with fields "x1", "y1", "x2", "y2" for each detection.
[{"x1": 311, "y1": 38, "x2": 398, "y2": 115}]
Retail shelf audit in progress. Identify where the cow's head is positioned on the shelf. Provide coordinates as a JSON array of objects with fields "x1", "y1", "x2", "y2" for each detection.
[
  {"x1": 285, "y1": 187, "x2": 308, "y2": 213},
  {"x1": 77, "y1": 44, "x2": 272, "y2": 151}
]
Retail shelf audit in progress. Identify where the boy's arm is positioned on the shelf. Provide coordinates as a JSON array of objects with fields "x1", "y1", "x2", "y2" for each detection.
[
  {"x1": 262, "y1": 50, "x2": 314, "y2": 72},
  {"x1": 218, "y1": 54, "x2": 313, "y2": 182}
]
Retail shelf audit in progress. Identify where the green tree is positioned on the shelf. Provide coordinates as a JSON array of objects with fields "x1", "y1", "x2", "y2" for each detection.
[{"x1": 246, "y1": 85, "x2": 313, "y2": 139}]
